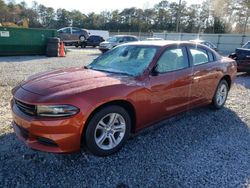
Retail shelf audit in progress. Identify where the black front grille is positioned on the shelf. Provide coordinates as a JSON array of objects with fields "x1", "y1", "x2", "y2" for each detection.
[
  {"x1": 37, "y1": 137, "x2": 58, "y2": 147},
  {"x1": 15, "y1": 99, "x2": 36, "y2": 116}
]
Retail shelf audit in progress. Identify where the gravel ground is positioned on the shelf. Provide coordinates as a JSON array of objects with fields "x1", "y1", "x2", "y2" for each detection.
[{"x1": 0, "y1": 48, "x2": 250, "y2": 188}]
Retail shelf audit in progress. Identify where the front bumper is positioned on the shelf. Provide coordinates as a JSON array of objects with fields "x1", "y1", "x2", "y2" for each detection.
[{"x1": 11, "y1": 99, "x2": 84, "y2": 153}]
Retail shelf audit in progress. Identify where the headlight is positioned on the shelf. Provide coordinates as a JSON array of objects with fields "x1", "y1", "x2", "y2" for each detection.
[{"x1": 37, "y1": 105, "x2": 79, "y2": 117}]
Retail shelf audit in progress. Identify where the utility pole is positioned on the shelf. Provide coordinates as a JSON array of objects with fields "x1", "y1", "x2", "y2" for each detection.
[
  {"x1": 176, "y1": 0, "x2": 182, "y2": 33},
  {"x1": 243, "y1": 10, "x2": 249, "y2": 34}
]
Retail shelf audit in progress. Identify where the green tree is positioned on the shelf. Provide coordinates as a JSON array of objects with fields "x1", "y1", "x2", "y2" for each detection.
[{"x1": 56, "y1": 8, "x2": 71, "y2": 28}]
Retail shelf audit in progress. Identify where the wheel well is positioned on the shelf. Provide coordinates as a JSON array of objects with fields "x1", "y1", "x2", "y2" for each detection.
[
  {"x1": 83, "y1": 100, "x2": 136, "y2": 138},
  {"x1": 221, "y1": 75, "x2": 231, "y2": 89}
]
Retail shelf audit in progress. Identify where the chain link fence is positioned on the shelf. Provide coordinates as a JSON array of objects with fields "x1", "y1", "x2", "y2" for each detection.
[
  {"x1": 110, "y1": 31, "x2": 250, "y2": 55},
  {"x1": 154, "y1": 32, "x2": 250, "y2": 55}
]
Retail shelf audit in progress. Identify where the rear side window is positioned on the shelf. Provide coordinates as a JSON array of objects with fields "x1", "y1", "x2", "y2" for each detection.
[
  {"x1": 72, "y1": 28, "x2": 80, "y2": 33},
  {"x1": 156, "y1": 47, "x2": 189, "y2": 73},
  {"x1": 190, "y1": 48, "x2": 209, "y2": 65}
]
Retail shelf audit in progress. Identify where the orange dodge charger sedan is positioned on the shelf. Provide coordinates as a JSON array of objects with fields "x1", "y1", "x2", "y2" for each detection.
[{"x1": 11, "y1": 41, "x2": 237, "y2": 156}]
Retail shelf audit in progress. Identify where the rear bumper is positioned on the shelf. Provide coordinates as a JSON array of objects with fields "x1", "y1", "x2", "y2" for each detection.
[
  {"x1": 237, "y1": 60, "x2": 250, "y2": 72},
  {"x1": 11, "y1": 99, "x2": 83, "y2": 153}
]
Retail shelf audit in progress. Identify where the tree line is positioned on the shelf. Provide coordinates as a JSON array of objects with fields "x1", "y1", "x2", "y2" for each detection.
[{"x1": 0, "y1": 0, "x2": 249, "y2": 33}]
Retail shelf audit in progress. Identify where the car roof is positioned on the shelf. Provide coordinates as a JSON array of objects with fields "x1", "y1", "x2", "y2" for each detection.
[
  {"x1": 189, "y1": 39, "x2": 206, "y2": 43},
  {"x1": 58, "y1": 27, "x2": 71, "y2": 30},
  {"x1": 58, "y1": 27, "x2": 84, "y2": 30},
  {"x1": 113, "y1": 35, "x2": 137, "y2": 38},
  {"x1": 122, "y1": 40, "x2": 196, "y2": 47}
]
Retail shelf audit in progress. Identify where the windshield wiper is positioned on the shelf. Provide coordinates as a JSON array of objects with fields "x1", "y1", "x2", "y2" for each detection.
[{"x1": 90, "y1": 67, "x2": 132, "y2": 76}]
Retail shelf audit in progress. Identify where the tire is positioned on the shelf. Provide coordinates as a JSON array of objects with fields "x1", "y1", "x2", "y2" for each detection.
[
  {"x1": 46, "y1": 50, "x2": 58, "y2": 57},
  {"x1": 75, "y1": 44, "x2": 79, "y2": 48},
  {"x1": 85, "y1": 105, "x2": 131, "y2": 156},
  {"x1": 79, "y1": 35, "x2": 86, "y2": 42},
  {"x1": 47, "y1": 46, "x2": 59, "y2": 51},
  {"x1": 81, "y1": 43, "x2": 86, "y2": 48},
  {"x1": 92, "y1": 45, "x2": 96, "y2": 48},
  {"x1": 47, "y1": 37, "x2": 60, "y2": 43},
  {"x1": 47, "y1": 43, "x2": 59, "y2": 49},
  {"x1": 211, "y1": 80, "x2": 229, "y2": 109}
]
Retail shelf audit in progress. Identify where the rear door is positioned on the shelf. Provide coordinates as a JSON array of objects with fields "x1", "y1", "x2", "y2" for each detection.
[
  {"x1": 71, "y1": 27, "x2": 81, "y2": 41},
  {"x1": 187, "y1": 45, "x2": 220, "y2": 104}
]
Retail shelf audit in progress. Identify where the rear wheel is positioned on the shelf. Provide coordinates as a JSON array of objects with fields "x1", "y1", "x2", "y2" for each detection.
[
  {"x1": 79, "y1": 35, "x2": 86, "y2": 42},
  {"x1": 212, "y1": 80, "x2": 229, "y2": 109},
  {"x1": 85, "y1": 105, "x2": 131, "y2": 156}
]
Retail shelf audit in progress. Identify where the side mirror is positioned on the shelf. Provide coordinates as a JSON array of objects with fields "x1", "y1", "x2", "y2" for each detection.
[{"x1": 151, "y1": 66, "x2": 159, "y2": 76}]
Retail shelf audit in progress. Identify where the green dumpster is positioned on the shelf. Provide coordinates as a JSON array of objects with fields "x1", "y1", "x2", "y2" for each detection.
[{"x1": 0, "y1": 27, "x2": 57, "y2": 56}]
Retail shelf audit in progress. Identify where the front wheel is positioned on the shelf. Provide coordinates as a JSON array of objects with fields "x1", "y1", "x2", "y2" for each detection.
[
  {"x1": 85, "y1": 106, "x2": 131, "y2": 156},
  {"x1": 212, "y1": 80, "x2": 229, "y2": 109}
]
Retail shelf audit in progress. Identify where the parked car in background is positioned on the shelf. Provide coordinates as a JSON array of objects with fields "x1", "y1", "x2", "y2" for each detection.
[
  {"x1": 145, "y1": 37, "x2": 164, "y2": 41},
  {"x1": 229, "y1": 41, "x2": 250, "y2": 73},
  {"x1": 58, "y1": 27, "x2": 90, "y2": 46},
  {"x1": 11, "y1": 41, "x2": 237, "y2": 156},
  {"x1": 79, "y1": 35, "x2": 105, "y2": 48},
  {"x1": 99, "y1": 35, "x2": 138, "y2": 53},
  {"x1": 189, "y1": 39, "x2": 218, "y2": 52}
]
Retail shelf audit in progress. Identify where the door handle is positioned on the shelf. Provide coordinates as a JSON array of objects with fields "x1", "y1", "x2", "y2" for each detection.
[{"x1": 193, "y1": 76, "x2": 201, "y2": 83}]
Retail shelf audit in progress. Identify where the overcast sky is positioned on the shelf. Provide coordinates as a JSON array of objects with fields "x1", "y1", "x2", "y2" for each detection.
[{"x1": 13, "y1": 0, "x2": 204, "y2": 14}]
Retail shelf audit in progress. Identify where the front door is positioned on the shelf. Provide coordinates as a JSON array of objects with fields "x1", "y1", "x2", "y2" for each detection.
[{"x1": 149, "y1": 46, "x2": 194, "y2": 120}]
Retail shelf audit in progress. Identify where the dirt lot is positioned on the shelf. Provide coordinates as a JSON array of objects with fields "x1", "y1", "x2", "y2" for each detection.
[{"x1": 0, "y1": 48, "x2": 250, "y2": 187}]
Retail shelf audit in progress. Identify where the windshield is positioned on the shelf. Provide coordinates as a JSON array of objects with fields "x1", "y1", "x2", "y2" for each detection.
[
  {"x1": 242, "y1": 42, "x2": 250, "y2": 49},
  {"x1": 87, "y1": 45, "x2": 159, "y2": 76},
  {"x1": 107, "y1": 37, "x2": 121, "y2": 43}
]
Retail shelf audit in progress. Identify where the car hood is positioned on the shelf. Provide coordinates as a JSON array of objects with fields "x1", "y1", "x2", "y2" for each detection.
[
  {"x1": 20, "y1": 67, "x2": 136, "y2": 96},
  {"x1": 100, "y1": 41, "x2": 116, "y2": 45}
]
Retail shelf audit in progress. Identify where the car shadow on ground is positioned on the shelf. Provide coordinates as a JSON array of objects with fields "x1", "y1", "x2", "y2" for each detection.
[
  {"x1": 0, "y1": 107, "x2": 249, "y2": 187},
  {"x1": 236, "y1": 73, "x2": 250, "y2": 89}
]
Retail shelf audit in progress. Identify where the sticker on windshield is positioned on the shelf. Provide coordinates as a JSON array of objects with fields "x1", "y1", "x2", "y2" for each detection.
[{"x1": 0, "y1": 31, "x2": 10, "y2": 37}]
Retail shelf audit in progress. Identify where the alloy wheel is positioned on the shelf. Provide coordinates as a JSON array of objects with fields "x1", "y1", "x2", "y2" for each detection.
[
  {"x1": 216, "y1": 83, "x2": 228, "y2": 106},
  {"x1": 94, "y1": 113, "x2": 126, "y2": 150}
]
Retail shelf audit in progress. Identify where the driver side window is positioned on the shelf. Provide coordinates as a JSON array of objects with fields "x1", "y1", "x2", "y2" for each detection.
[{"x1": 156, "y1": 47, "x2": 189, "y2": 73}]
